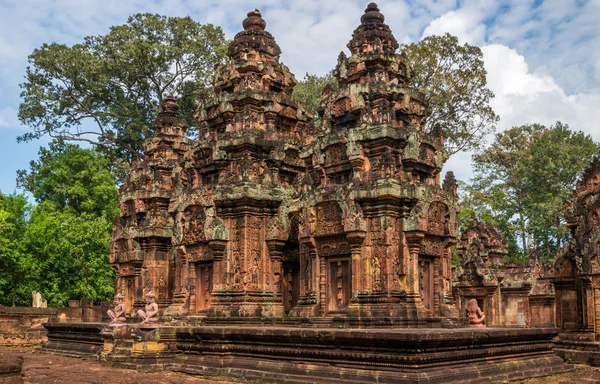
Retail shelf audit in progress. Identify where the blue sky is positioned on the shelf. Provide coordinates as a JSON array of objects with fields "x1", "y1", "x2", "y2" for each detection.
[{"x1": 0, "y1": 0, "x2": 598, "y2": 195}]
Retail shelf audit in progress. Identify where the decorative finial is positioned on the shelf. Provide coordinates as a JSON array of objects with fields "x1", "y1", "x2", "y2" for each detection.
[
  {"x1": 243, "y1": 9, "x2": 266, "y2": 31},
  {"x1": 161, "y1": 95, "x2": 179, "y2": 113},
  {"x1": 361, "y1": 2, "x2": 385, "y2": 24}
]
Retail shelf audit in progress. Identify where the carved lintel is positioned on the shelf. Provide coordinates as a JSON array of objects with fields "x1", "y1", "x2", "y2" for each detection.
[{"x1": 405, "y1": 231, "x2": 424, "y2": 249}]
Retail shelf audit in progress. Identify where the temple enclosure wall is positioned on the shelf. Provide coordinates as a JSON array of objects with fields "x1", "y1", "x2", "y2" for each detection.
[{"x1": 0, "y1": 300, "x2": 109, "y2": 347}]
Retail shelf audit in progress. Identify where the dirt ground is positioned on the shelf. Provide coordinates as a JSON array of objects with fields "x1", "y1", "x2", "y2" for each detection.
[
  {"x1": 0, "y1": 348, "x2": 234, "y2": 384},
  {"x1": 2, "y1": 347, "x2": 600, "y2": 384}
]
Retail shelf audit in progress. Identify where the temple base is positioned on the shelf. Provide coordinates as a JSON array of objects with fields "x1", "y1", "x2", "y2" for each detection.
[
  {"x1": 40, "y1": 323, "x2": 105, "y2": 358},
  {"x1": 554, "y1": 331, "x2": 600, "y2": 366},
  {"x1": 43, "y1": 322, "x2": 572, "y2": 383}
]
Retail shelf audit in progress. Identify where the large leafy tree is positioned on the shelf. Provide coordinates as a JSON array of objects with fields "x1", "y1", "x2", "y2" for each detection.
[
  {"x1": 18, "y1": 14, "x2": 228, "y2": 169},
  {"x1": 458, "y1": 181, "x2": 524, "y2": 261},
  {"x1": 26, "y1": 202, "x2": 114, "y2": 306},
  {"x1": 470, "y1": 122, "x2": 599, "y2": 262},
  {"x1": 0, "y1": 193, "x2": 36, "y2": 306},
  {"x1": 403, "y1": 33, "x2": 498, "y2": 156},
  {"x1": 292, "y1": 73, "x2": 337, "y2": 119},
  {"x1": 17, "y1": 141, "x2": 119, "y2": 305},
  {"x1": 17, "y1": 140, "x2": 118, "y2": 219}
]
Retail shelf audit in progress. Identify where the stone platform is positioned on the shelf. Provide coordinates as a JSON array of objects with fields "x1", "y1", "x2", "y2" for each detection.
[
  {"x1": 40, "y1": 322, "x2": 105, "y2": 358},
  {"x1": 43, "y1": 322, "x2": 572, "y2": 383},
  {"x1": 554, "y1": 332, "x2": 600, "y2": 366}
]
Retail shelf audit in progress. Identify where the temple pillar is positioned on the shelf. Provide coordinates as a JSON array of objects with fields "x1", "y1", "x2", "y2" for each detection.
[
  {"x1": 266, "y1": 239, "x2": 286, "y2": 298},
  {"x1": 319, "y1": 252, "x2": 326, "y2": 316},
  {"x1": 188, "y1": 266, "x2": 197, "y2": 313},
  {"x1": 582, "y1": 278, "x2": 595, "y2": 332},
  {"x1": 164, "y1": 246, "x2": 190, "y2": 316},
  {"x1": 433, "y1": 257, "x2": 440, "y2": 315},
  {"x1": 405, "y1": 231, "x2": 424, "y2": 305},
  {"x1": 347, "y1": 230, "x2": 366, "y2": 294},
  {"x1": 209, "y1": 239, "x2": 227, "y2": 292}
]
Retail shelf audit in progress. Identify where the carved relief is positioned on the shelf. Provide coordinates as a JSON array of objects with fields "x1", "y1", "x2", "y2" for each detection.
[
  {"x1": 427, "y1": 202, "x2": 447, "y2": 237},
  {"x1": 312, "y1": 202, "x2": 344, "y2": 237},
  {"x1": 182, "y1": 207, "x2": 206, "y2": 245}
]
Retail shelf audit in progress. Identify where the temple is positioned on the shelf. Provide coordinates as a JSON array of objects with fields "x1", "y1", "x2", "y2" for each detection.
[
  {"x1": 553, "y1": 155, "x2": 600, "y2": 364},
  {"x1": 110, "y1": 4, "x2": 459, "y2": 326},
  {"x1": 39, "y1": 4, "x2": 573, "y2": 383}
]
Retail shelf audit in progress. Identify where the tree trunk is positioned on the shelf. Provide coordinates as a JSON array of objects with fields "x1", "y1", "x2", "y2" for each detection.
[
  {"x1": 519, "y1": 212, "x2": 528, "y2": 251},
  {"x1": 556, "y1": 215, "x2": 561, "y2": 249}
]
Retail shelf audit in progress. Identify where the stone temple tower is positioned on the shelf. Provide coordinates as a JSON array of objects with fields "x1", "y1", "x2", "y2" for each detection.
[
  {"x1": 111, "y1": 95, "x2": 191, "y2": 313},
  {"x1": 291, "y1": 2, "x2": 460, "y2": 325},
  {"x1": 111, "y1": 4, "x2": 459, "y2": 325},
  {"x1": 188, "y1": 9, "x2": 313, "y2": 318}
]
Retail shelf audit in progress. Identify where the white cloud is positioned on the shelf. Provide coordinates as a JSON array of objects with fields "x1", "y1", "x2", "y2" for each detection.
[
  {"x1": 422, "y1": 9, "x2": 487, "y2": 45},
  {"x1": 483, "y1": 44, "x2": 600, "y2": 139}
]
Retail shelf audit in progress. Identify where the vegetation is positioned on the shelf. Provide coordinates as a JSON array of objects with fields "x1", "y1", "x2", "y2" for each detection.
[
  {"x1": 0, "y1": 193, "x2": 35, "y2": 306},
  {"x1": 292, "y1": 73, "x2": 336, "y2": 119},
  {"x1": 463, "y1": 122, "x2": 599, "y2": 263},
  {"x1": 18, "y1": 14, "x2": 228, "y2": 176},
  {"x1": 0, "y1": 141, "x2": 118, "y2": 306},
  {"x1": 403, "y1": 33, "x2": 498, "y2": 156}
]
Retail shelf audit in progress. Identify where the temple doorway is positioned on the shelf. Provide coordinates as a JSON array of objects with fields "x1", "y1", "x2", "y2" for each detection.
[
  {"x1": 327, "y1": 257, "x2": 352, "y2": 313},
  {"x1": 419, "y1": 258, "x2": 434, "y2": 310},
  {"x1": 282, "y1": 262, "x2": 299, "y2": 314},
  {"x1": 195, "y1": 263, "x2": 213, "y2": 312}
]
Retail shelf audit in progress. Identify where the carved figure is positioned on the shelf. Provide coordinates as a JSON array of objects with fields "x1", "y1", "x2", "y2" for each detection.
[
  {"x1": 465, "y1": 299, "x2": 485, "y2": 327},
  {"x1": 31, "y1": 291, "x2": 46, "y2": 308},
  {"x1": 251, "y1": 257, "x2": 259, "y2": 285},
  {"x1": 107, "y1": 293, "x2": 126, "y2": 324},
  {"x1": 137, "y1": 291, "x2": 159, "y2": 324}
]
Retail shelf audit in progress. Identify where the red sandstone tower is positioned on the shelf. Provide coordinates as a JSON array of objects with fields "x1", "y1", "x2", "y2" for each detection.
[
  {"x1": 111, "y1": 4, "x2": 460, "y2": 325},
  {"x1": 290, "y1": 3, "x2": 459, "y2": 325}
]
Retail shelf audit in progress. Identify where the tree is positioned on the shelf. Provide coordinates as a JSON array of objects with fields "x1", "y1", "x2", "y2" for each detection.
[
  {"x1": 458, "y1": 181, "x2": 525, "y2": 261},
  {"x1": 26, "y1": 202, "x2": 114, "y2": 306},
  {"x1": 470, "y1": 122, "x2": 599, "y2": 262},
  {"x1": 292, "y1": 73, "x2": 337, "y2": 119},
  {"x1": 403, "y1": 33, "x2": 499, "y2": 156},
  {"x1": 18, "y1": 14, "x2": 228, "y2": 168},
  {"x1": 17, "y1": 141, "x2": 119, "y2": 305},
  {"x1": 17, "y1": 140, "x2": 119, "y2": 219},
  {"x1": 0, "y1": 193, "x2": 36, "y2": 306}
]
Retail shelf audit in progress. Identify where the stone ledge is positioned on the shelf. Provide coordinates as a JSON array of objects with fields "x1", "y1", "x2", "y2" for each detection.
[{"x1": 96, "y1": 325, "x2": 572, "y2": 383}]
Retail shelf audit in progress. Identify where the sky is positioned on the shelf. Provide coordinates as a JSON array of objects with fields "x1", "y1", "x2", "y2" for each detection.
[{"x1": 0, "y1": 0, "x2": 599, "y2": 195}]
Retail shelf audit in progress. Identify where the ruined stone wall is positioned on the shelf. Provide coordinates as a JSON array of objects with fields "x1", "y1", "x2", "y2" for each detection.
[
  {"x1": 0, "y1": 306, "x2": 56, "y2": 347},
  {"x1": 455, "y1": 222, "x2": 555, "y2": 327}
]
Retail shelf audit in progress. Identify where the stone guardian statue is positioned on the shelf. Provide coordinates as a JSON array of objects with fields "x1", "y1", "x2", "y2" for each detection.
[
  {"x1": 107, "y1": 293, "x2": 126, "y2": 324},
  {"x1": 137, "y1": 291, "x2": 159, "y2": 324},
  {"x1": 465, "y1": 298, "x2": 486, "y2": 327}
]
